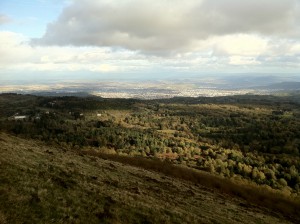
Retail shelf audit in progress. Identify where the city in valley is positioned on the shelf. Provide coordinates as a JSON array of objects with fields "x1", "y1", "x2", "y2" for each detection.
[{"x1": 1, "y1": 77, "x2": 299, "y2": 99}]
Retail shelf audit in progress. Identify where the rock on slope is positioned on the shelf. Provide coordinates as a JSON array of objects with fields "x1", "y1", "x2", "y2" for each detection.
[{"x1": 0, "y1": 132, "x2": 293, "y2": 223}]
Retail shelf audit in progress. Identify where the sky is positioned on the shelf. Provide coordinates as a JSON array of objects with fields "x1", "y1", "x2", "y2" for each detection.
[{"x1": 0, "y1": 0, "x2": 300, "y2": 83}]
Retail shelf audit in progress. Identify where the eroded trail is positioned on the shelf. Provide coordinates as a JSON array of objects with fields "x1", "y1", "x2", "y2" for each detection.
[{"x1": 0, "y1": 132, "x2": 295, "y2": 223}]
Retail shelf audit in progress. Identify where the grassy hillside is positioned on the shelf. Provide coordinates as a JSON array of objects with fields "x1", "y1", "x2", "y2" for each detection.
[{"x1": 0, "y1": 132, "x2": 299, "y2": 223}]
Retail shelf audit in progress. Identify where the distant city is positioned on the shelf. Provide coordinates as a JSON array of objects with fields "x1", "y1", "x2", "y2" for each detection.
[{"x1": 1, "y1": 75, "x2": 299, "y2": 99}]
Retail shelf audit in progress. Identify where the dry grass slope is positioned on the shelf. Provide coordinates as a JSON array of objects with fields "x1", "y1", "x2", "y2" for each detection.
[
  {"x1": 82, "y1": 150, "x2": 300, "y2": 221},
  {"x1": 0, "y1": 132, "x2": 298, "y2": 223}
]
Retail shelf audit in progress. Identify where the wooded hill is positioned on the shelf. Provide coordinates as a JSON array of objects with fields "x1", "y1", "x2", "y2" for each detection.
[{"x1": 0, "y1": 93, "x2": 300, "y2": 198}]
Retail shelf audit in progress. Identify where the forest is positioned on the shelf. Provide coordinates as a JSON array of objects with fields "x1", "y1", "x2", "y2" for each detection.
[{"x1": 0, "y1": 93, "x2": 300, "y2": 197}]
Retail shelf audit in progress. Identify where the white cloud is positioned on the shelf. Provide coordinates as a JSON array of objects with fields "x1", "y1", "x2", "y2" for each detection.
[
  {"x1": 211, "y1": 34, "x2": 268, "y2": 56},
  {"x1": 0, "y1": 31, "x2": 121, "y2": 73},
  {"x1": 290, "y1": 43, "x2": 300, "y2": 55},
  {"x1": 1, "y1": 0, "x2": 300, "y2": 80},
  {"x1": 32, "y1": 0, "x2": 300, "y2": 55},
  {"x1": 1, "y1": 29, "x2": 300, "y2": 77},
  {"x1": 0, "y1": 31, "x2": 32, "y2": 65},
  {"x1": 229, "y1": 56, "x2": 259, "y2": 65},
  {"x1": 88, "y1": 64, "x2": 117, "y2": 72}
]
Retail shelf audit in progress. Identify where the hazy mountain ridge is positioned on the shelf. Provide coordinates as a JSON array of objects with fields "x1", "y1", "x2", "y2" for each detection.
[{"x1": 256, "y1": 82, "x2": 300, "y2": 90}]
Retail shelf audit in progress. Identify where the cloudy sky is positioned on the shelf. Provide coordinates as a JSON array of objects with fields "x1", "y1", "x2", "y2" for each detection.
[{"x1": 1, "y1": 0, "x2": 300, "y2": 82}]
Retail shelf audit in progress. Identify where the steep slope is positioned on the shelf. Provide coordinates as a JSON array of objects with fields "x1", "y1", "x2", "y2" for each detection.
[{"x1": 0, "y1": 132, "x2": 295, "y2": 223}]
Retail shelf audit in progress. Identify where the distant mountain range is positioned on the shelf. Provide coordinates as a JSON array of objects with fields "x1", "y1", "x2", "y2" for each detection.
[{"x1": 255, "y1": 82, "x2": 300, "y2": 90}]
